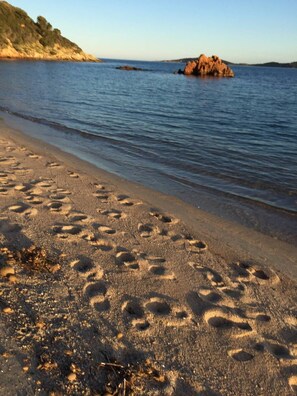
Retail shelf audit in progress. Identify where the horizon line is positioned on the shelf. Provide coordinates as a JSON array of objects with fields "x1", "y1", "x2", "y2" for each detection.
[{"x1": 97, "y1": 56, "x2": 297, "y2": 64}]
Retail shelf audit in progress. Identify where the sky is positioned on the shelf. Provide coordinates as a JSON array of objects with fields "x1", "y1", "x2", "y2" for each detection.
[{"x1": 8, "y1": 0, "x2": 297, "y2": 63}]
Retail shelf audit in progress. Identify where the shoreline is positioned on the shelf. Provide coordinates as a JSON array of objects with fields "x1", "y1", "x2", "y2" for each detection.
[
  {"x1": 2, "y1": 120, "x2": 297, "y2": 280},
  {"x1": 0, "y1": 120, "x2": 296, "y2": 395},
  {"x1": 0, "y1": 57, "x2": 100, "y2": 63},
  {"x1": 1, "y1": 105, "x2": 296, "y2": 246}
]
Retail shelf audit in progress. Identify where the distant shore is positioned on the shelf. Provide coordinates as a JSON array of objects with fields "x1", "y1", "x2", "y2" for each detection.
[
  {"x1": 0, "y1": 56, "x2": 100, "y2": 62},
  {"x1": 0, "y1": 119, "x2": 296, "y2": 394},
  {"x1": 163, "y1": 58, "x2": 297, "y2": 68}
]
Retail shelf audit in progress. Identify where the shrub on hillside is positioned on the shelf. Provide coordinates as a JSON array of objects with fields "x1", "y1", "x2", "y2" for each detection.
[{"x1": 0, "y1": 2, "x2": 82, "y2": 53}]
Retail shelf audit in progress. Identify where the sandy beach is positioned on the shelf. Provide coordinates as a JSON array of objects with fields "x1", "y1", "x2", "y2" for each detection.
[{"x1": 0, "y1": 120, "x2": 296, "y2": 395}]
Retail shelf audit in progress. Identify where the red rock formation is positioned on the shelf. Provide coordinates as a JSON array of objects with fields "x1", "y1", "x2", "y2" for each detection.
[{"x1": 182, "y1": 54, "x2": 234, "y2": 77}]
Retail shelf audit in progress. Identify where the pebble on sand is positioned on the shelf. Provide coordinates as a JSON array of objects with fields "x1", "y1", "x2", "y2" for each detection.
[
  {"x1": 3, "y1": 307, "x2": 14, "y2": 314},
  {"x1": 0, "y1": 265, "x2": 15, "y2": 277},
  {"x1": 67, "y1": 372, "x2": 77, "y2": 382}
]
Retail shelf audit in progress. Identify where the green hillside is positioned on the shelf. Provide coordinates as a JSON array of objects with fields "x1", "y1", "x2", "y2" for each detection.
[{"x1": 0, "y1": 1, "x2": 98, "y2": 61}]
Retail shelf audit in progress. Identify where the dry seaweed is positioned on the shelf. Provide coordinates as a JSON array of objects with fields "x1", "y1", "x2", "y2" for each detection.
[
  {"x1": 0, "y1": 245, "x2": 60, "y2": 273},
  {"x1": 99, "y1": 359, "x2": 167, "y2": 395}
]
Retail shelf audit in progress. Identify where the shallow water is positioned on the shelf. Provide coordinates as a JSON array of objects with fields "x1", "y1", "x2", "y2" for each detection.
[{"x1": 0, "y1": 59, "x2": 296, "y2": 242}]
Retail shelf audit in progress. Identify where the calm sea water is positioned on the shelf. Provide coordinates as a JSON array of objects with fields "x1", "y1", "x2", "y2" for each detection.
[{"x1": 0, "y1": 59, "x2": 296, "y2": 243}]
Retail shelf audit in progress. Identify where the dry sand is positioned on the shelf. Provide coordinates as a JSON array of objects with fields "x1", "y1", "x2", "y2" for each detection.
[{"x1": 0, "y1": 121, "x2": 296, "y2": 395}]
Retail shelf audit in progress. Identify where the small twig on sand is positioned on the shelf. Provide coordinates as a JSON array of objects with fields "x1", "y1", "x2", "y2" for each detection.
[{"x1": 99, "y1": 362, "x2": 125, "y2": 369}]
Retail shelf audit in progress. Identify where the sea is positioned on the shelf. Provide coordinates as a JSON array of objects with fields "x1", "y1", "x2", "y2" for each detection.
[{"x1": 0, "y1": 59, "x2": 296, "y2": 244}]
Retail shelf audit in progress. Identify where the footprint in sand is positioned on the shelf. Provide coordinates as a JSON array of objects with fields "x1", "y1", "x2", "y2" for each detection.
[
  {"x1": 166, "y1": 231, "x2": 186, "y2": 246},
  {"x1": 70, "y1": 257, "x2": 103, "y2": 279},
  {"x1": 70, "y1": 257, "x2": 95, "y2": 276},
  {"x1": 94, "y1": 183, "x2": 107, "y2": 190},
  {"x1": 67, "y1": 212, "x2": 91, "y2": 223},
  {"x1": 145, "y1": 255, "x2": 166, "y2": 264},
  {"x1": 197, "y1": 287, "x2": 224, "y2": 304},
  {"x1": 94, "y1": 224, "x2": 117, "y2": 235},
  {"x1": 18, "y1": 146, "x2": 28, "y2": 152},
  {"x1": 93, "y1": 192, "x2": 110, "y2": 203},
  {"x1": 145, "y1": 257, "x2": 176, "y2": 280},
  {"x1": 115, "y1": 251, "x2": 139, "y2": 270},
  {"x1": 186, "y1": 239, "x2": 208, "y2": 253},
  {"x1": 12, "y1": 166, "x2": 32, "y2": 175},
  {"x1": 52, "y1": 224, "x2": 82, "y2": 239},
  {"x1": 150, "y1": 211, "x2": 178, "y2": 224},
  {"x1": 204, "y1": 308, "x2": 252, "y2": 332},
  {"x1": 114, "y1": 194, "x2": 142, "y2": 206},
  {"x1": 220, "y1": 283, "x2": 246, "y2": 300},
  {"x1": 232, "y1": 262, "x2": 280, "y2": 285},
  {"x1": 258, "y1": 341, "x2": 297, "y2": 392},
  {"x1": 167, "y1": 308, "x2": 192, "y2": 327},
  {"x1": 122, "y1": 300, "x2": 150, "y2": 331},
  {"x1": 68, "y1": 171, "x2": 80, "y2": 178},
  {"x1": 53, "y1": 188, "x2": 72, "y2": 194},
  {"x1": 148, "y1": 265, "x2": 176, "y2": 280},
  {"x1": 249, "y1": 268, "x2": 271, "y2": 281},
  {"x1": 49, "y1": 193, "x2": 70, "y2": 202},
  {"x1": 228, "y1": 349, "x2": 254, "y2": 362},
  {"x1": 0, "y1": 182, "x2": 16, "y2": 193},
  {"x1": 145, "y1": 298, "x2": 172, "y2": 316},
  {"x1": 27, "y1": 153, "x2": 41, "y2": 160},
  {"x1": 197, "y1": 284, "x2": 245, "y2": 309},
  {"x1": 137, "y1": 223, "x2": 161, "y2": 238},
  {"x1": 0, "y1": 156, "x2": 18, "y2": 166},
  {"x1": 47, "y1": 161, "x2": 62, "y2": 169},
  {"x1": 14, "y1": 183, "x2": 33, "y2": 193},
  {"x1": 132, "y1": 319, "x2": 151, "y2": 331},
  {"x1": 24, "y1": 195, "x2": 44, "y2": 205},
  {"x1": 26, "y1": 186, "x2": 45, "y2": 197},
  {"x1": 0, "y1": 172, "x2": 16, "y2": 182},
  {"x1": 265, "y1": 341, "x2": 294, "y2": 360},
  {"x1": 35, "y1": 179, "x2": 54, "y2": 189},
  {"x1": 189, "y1": 262, "x2": 225, "y2": 288},
  {"x1": 8, "y1": 203, "x2": 38, "y2": 217},
  {"x1": 0, "y1": 187, "x2": 8, "y2": 195},
  {"x1": 98, "y1": 209, "x2": 127, "y2": 220},
  {"x1": 122, "y1": 300, "x2": 145, "y2": 319},
  {"x1": 143, "y1": 297, "x2": 192, "y2": 328},
  {"x1": 117, "y1": 253, "x2": 175, "y2": 279},
  {"x1": 245, "y1": 309, "x2": 271, "y2": 325},
  {"x1": 6, "y1": 147, "x2": 17, "y2": 153},
  {"x1": 46, "y1": 201, "x2": 72, "y2": 215},
  {"x1": 83, "y1": 281, "x2": 110, "y2": 312},
  {"x1": 89, "y1": 238, "x2": 115, "y2": 252}
]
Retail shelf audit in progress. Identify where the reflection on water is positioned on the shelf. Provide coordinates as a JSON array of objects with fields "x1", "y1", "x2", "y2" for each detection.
[{"x1": 0, "y1": 60, "x2": 296, "y2": 242}]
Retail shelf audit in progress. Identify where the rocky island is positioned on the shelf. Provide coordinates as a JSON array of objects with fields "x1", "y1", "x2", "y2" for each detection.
[
  {"x1": 0, "y1": 1, "x2": 98, "y2": 62},
  {"x1": 177, "y1": 54, "x2": 235, "y2": 77}
]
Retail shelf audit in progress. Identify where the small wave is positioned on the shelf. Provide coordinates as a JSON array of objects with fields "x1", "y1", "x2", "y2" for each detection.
[{"x1": 0, "y1": 105, "x2": 123, "y2": 145}]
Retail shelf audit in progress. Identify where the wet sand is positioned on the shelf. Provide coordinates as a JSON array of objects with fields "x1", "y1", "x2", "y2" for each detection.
[{"x1": 0, "y1": 121, "x2": 296, "y2": 395}]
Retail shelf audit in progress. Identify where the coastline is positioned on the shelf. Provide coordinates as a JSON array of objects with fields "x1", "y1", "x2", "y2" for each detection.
[
  {"x1": 2, "y1": 121, "x2": 296, "y2": 280},
  {"x1": 0, "y1": 120, "x2": 296, "y2": 395},
  {"x1": 0, "y1": 57, "x2": 100, "y2": 63},
  {"x1": 1, "y1": 59, "x2": 296, "y2": 245}
]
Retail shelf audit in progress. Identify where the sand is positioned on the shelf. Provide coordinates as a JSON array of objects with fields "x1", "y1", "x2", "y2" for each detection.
[{"x1": 0, "y1": 120, "x2": 296, "y2": 396}]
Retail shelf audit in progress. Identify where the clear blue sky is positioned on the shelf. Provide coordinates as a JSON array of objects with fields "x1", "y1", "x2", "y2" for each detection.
[{"x1": 9, "y1": 0, "x2": 297, "y2": 62}]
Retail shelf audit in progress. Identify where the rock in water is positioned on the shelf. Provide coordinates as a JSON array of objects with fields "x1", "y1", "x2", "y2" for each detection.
[
  {"x1": 180, "y1": 54, "x2": 234, "y2": 77},
  {"x1": 116, "y1": 65, "x2": 145, "y2": 71}
]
